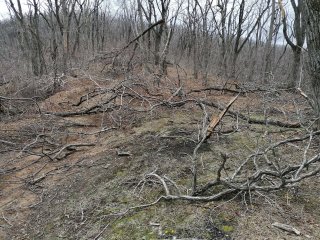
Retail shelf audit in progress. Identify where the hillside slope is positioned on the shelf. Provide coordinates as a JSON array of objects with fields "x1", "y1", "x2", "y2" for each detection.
[{"x1": 0, "y1": 73, "x2": 319, "y2": 239}]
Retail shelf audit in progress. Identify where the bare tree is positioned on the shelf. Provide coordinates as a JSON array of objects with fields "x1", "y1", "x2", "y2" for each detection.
[
  {"x1": 6, "y1": 0, "x2": 46, "y2": 76},
  {"x1": 230, "y1": 0, "x2": 270, "y2": 79},
  {"x1": 279, "y1": 0, "x2": 306, "y2": 88},
  {"x1": 214, "y1": 0, "x2": 230, "y2": 76},
  {"x1": 263, "y1": 0, "x2": 276, "y2": 83},
  {"x1": 71, "y1": 0, "x2": 87, "y2": 58},
  {"x1": 1, "y1": 0, "x2": 314, "y2": 92}
]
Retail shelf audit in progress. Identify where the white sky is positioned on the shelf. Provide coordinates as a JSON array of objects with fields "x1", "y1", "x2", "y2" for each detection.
[
  {"x1": 0, "y1": 0, "x2": 9, "y2": 19},
  {"x1": 0, "y1": 0, "x2": 31, "y2": 19},
  {"x1": 0, "y1": 0, "x2": 118, "y2": 20}
]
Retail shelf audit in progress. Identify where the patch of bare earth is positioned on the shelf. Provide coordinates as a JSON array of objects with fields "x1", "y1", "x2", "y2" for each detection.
[{"x1": 0, "y1": 73, "x2": 319, "y2": 239}]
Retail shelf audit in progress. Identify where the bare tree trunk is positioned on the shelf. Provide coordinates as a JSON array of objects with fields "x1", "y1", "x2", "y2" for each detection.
[
  {"x1": 154, "y1": 24, "x2": 164, "y2": 65},
  {"x1": 264, "y1": 0, "x2": 276, "y2": 83},
  {"x1": 154, "y1": 0, "x2": 169, "y2": 66},
  {"x1": 193, "y1": 35, "x2": 198, "y2": 79},
  {"x1": 279, "y1": 0, "x2": 306, "y2": 87},
  {"x1": 61, "y1": 0, "x2": 68, "y2": 72},
  {"x1": 292, "y1": 48, "x2": 302, "y2": 87},
  {"x1": 72, "y1": 0, "x2": 86, "y2": 58},
  {"x1": 305, "y1": 0, "x2": 320, "y2": 127},
  {"x1": 215, "y1": 0, "x2": 235, "y2": 76}
]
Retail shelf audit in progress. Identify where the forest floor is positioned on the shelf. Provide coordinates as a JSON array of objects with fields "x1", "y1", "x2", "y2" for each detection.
[{"x1": 0, "y1": 67, "x2": 319, "y2": 239}]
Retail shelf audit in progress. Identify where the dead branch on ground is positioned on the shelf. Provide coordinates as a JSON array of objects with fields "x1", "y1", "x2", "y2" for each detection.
[
  {"x1": 45, "y1": 83, "x2": 302, "y2": 130},
  {"x1": 0, "y1": 95, "x2": 42, "y2": 115},
  {"x1": 137, "y1": 134, "x2": 319, "y2": 202}
]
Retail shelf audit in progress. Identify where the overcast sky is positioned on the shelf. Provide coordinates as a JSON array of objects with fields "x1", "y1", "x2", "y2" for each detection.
[
  {"x1": 0, "y1": 0, "x2": 9, "y2": 19},
  {"x1": 0, "y1": 0, "x2": 33, "y2": 19},
  {"x1": 0, "y1": 0, "x2": 118, "y2": 20}
]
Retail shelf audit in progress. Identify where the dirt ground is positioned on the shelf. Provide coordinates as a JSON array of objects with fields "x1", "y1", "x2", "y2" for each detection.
[{"x1": 0, "y1": 70, "x2": 319, "y2": 239}]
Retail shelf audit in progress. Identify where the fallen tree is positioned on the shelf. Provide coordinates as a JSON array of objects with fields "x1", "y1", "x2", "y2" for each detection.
[
  {"x1": 45, "y1": 82, "x2": 302, "y2": 129},
  {"x1": 9, "y1": 82, "x2": 318, "y2": 203}
]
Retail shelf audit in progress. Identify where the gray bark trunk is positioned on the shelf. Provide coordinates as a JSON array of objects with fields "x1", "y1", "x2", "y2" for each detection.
[{"x1": 305, "y1": 0, "x2": 320, "y2": 127}]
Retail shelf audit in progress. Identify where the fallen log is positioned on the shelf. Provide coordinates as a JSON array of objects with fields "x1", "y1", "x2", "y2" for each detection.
[
  {"x1": 201, "y1": 100, "x2": 301, "y2": 129},
  {"x1": 187, "y1": 86, "x2": 243, "y2": 95}
]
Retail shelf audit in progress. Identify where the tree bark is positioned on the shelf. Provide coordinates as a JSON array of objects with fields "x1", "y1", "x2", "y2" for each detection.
[{"x1": 305, "y1": 0, "x2": 320, "y2": 127}]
